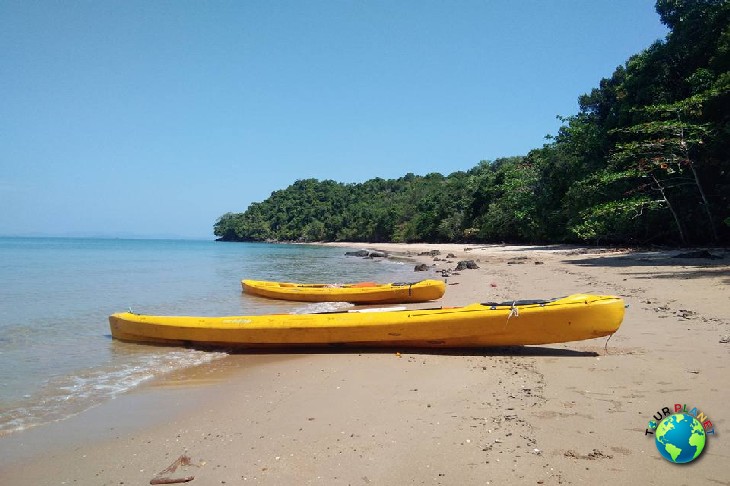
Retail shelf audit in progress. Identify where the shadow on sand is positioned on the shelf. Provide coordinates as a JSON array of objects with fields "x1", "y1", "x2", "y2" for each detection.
[
  {"x1": 223, "y1": 345, "x2": 599, "y2": 358},
  {"x1": 560, "y1": 249, "x2": 729, "y2": 284},
  {"x1": 105, "y1": 334, "x2": 603, "y2": 357}
]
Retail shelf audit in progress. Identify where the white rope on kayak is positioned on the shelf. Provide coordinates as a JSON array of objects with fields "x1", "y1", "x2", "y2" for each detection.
[
  {"x1": 508, "y1": 301, "x2": 519, "y2": 319},
  {"x1": 604, "y1": 304, "x2": 628, "y2": 353},
  {"x1": 604, "y1": 333, "x2": 614, "y2": 353},
  {"x1": 504, "y1": 301, "x2": 519, "y2": 328}
]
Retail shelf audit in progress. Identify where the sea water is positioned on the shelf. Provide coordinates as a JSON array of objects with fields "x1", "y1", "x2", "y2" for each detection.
[{"x1": 0, "y1": 237, "x2": 417, "y2": 435}]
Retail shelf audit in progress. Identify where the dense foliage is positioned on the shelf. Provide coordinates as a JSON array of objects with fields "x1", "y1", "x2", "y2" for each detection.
[{"x1": 216, "y1": 1, "x2": 729, "y2": 245}]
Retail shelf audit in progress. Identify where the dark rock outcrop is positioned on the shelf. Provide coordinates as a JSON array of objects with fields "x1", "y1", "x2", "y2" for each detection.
[
  {"x1": 345, "y1": 250, "x2": 370, "y2": 257},
  {"x1": 455, "y1": 260, "x2": 479, "y2": 271}
]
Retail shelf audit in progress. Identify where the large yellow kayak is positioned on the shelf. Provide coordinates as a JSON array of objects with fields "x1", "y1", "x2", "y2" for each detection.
[
  {"x1": 241, "y1": 279, "x2": 446, "y2": 304},
  {"x1": 109, "y1": 294, "x2": 624, "y2": 349}
]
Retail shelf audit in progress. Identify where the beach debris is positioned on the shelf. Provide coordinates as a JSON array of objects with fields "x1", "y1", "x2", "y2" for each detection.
[
  {"x1": 720, "y1": 335, "x2": 730, "y2": 344},
  {"x1": 506, "y1": 256, "x2": 529, "y2": 264},
  {"x1": 675, "y1": 309, "x2": 697, "y2": 319},
  {"x1": 151, "y1": 478, "x2": 195, "y2": 485},
  {"x1": 563, "y1": 449, "x2": 613, "y2": 460},
  {"x1": 149, "y1": 454, "x2": 199, "y2": 485}
]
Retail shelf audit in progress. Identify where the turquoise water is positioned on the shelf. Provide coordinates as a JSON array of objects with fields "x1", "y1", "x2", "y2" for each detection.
[{"x1": 0, "y1": 238, "x2": 416, "y2": 435}]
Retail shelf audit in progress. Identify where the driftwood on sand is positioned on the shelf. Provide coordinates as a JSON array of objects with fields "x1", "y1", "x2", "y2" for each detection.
[{"x1": 149, "y1": 454, "x2": 198, "y2": 485}]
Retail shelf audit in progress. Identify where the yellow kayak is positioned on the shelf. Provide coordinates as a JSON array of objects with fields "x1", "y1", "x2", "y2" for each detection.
[
  {"x1": 109, "y1": 294, "x2": 625, "y2": 349},
  {"x1": 241, "y1": 279, "x2": 446, "y2": 304}
]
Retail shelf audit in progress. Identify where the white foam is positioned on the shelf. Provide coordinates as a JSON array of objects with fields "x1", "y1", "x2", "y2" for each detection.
[
  {"x1": 0, "y1": 349, "x2": 228, "y2": 436},
  {"x1": 290, "y1": 301, "x2": 353, "y2": 314}
]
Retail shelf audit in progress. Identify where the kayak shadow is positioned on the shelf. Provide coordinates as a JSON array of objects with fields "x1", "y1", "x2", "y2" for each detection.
[
  {"x1": 223, "y1": 345, "x2": 599, "y2": 357},
  {"x1": 104, "y1": 333, "x2": 600, "y2": 357}
]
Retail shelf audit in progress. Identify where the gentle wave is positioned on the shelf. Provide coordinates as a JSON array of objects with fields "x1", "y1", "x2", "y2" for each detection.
[{"x1": 0, "y1": 348, "x2": 228, "y2": 435}]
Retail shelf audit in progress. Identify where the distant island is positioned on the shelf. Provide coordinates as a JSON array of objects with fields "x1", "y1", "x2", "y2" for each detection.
[{"x1": 215, "y1": 1, "x2": 729, "y2": 247}]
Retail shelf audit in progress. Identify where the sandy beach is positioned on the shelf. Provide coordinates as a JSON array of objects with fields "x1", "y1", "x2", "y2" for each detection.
[{"x1": 1, "y1": 243, "x2": 728, "y2": 485}]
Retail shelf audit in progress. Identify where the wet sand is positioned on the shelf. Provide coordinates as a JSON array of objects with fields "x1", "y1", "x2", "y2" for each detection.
[{"x1": 0, "y1": 243, "x2": 728, "y2": 485}]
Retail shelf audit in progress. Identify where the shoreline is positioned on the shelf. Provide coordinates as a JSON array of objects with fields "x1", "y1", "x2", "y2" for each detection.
[{"x1": 1, "y1": 243, "x2": 728, "y2": 484}]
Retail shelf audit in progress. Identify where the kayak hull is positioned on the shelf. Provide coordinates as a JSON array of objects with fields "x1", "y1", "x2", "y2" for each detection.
[
  {"x1": 109, "y1": 294, "x2": 625, "y2": 349},
  {"x1": 241, "y1": 279, "x2": 446, "y2": 304}
]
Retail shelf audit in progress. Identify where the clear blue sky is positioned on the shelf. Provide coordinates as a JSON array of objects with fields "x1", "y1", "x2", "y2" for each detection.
[{"x1": 1, "y1": 1, "x2": 668, "y2": 239}]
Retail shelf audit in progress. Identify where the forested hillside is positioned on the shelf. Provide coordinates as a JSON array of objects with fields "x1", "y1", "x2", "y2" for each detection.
[{"x1": 215, "y1": 0, "x2": 729, "y2": 246}]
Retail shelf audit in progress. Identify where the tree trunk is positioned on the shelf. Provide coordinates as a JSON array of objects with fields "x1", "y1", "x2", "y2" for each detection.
[
  {"x1": 677, "y1": 123, "x2": 718, "y2": 242},
  {"x1": 685, "y1": 158, "x2": 718, "y2": 242},
  {"x1": 652, "y1": 174, "x2": 687, "y2": 245}
]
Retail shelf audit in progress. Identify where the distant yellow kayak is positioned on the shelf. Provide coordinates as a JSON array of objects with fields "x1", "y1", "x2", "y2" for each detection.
[
  {"x1": 241, "y1": 279, "x2": 446, "y2": 304},
  {"x1": 109, "y1": 294, "x2": 625, "y2": 349}
]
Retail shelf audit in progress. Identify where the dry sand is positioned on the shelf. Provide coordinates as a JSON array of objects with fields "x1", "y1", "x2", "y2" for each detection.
[{"x1": 1, "y1": 243, "x2": 728, "y2": 485}]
